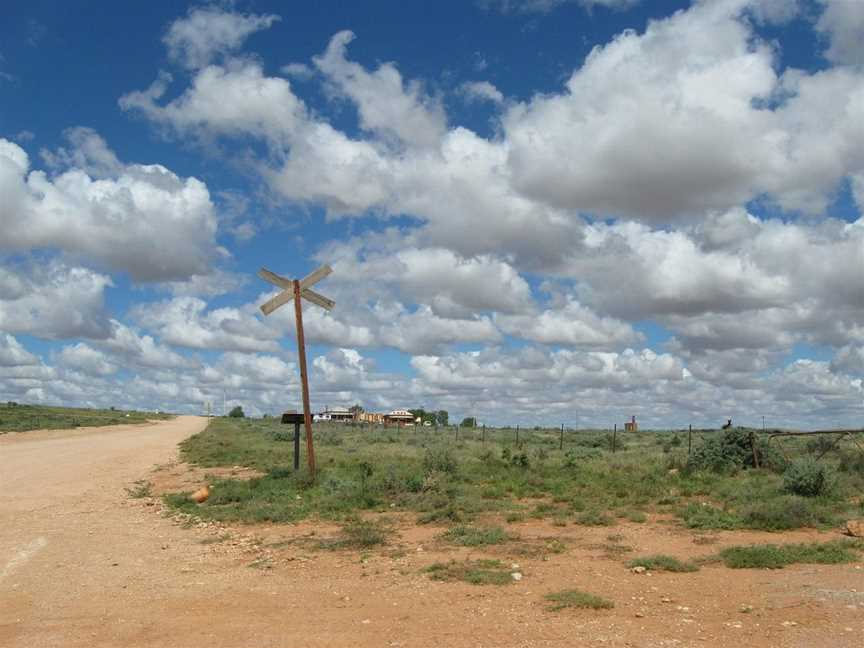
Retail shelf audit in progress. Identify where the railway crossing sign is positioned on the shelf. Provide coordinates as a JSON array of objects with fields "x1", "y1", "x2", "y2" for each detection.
[{"x1": 258, "y1": 264, "x2": 335, "y2": 476}]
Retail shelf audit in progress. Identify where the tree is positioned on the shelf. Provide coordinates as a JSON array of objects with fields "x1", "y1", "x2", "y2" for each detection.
[
  {"x1": 228, "y1": 405, "x2": 245, "y2": 418},
  {"x1": 436, "y1": 410, "x2": 449, "y2": 426},
  {"x1": 349, "y1": 404, "x2": 364, "y2": 417},
  {"x1": 410, "y1": 408, "x2": 437, "y2": 424},
  {"x1": 460, "y1": 417, "x2": 476, "y2": 428}
]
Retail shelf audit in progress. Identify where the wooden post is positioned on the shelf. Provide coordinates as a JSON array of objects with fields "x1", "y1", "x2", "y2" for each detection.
[
  {"x1": 259, "y1": 264, "x2": 334, "y2": 480},
  {"x1": 749, "y1": 430, "x2": 760, "y2": 469},
  {"x1": 560, "y1": 424, "x2": 564, "y2": 451},
  {"x1": 482, "y1": 424, "x2": 486, "y2": 444},
  {"x1": 293, "y1": 279, "x2": 316, "y2": 475},
  {"x1": 688, "y1": 423, "x2": 692, "y2": 456},
  {"x1": 293, "y1": 422, "x2": 301, "y2": 471},
  {"x1": 516, "y1": 424, "x2": 519, "y2": 446},
  {"x1": 612, "y1": 423, "x2": 617, "y2": 453}
]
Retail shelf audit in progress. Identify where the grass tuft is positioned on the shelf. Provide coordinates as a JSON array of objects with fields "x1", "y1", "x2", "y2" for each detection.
[
  {"x1": 319, "y1": 520, "x2": 389, "y2": 550},
  {"x1": 125, "y1": 480, "x2": 153, "y2": 498},
  {"x1": 544, "y1": 589, "x2": 614, "y2": 611},
  {"x1": 425, "y1": 559, "x2": 513, "y2": 585},
  {"x1": 718, "y1": 540, "x2": 862, "y2": 569},
  {"x1": 440, "y1": 525, "x2": 511, "y2": 546},
  {"x1": 626, "y1": 554, "x2": 699, "y2": 573},
  {"x1": 575, "y1": 510, "x2": 614, "y2": 526}
]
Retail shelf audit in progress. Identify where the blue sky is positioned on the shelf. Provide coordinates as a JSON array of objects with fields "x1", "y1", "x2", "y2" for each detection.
[{"x1": 1, "y1": 0, "x2": 862, "y2": 429}]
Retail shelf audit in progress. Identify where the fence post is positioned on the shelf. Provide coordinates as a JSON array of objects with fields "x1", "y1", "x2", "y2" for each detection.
[
  {"x1": 482, "y1": 424, "x2": 486, "y2": 444},
  {"x1": 688, "y1": 424, "x2": 692, "y2": 456},
  {"x1": 456, "y1": 425, "x2": 459, "y2": 442},
  {"x1": 612, "y1": 423, "x2": 617, "y2": 454},
  {"x1": 516, "y1": 424, "x2": 519, "y2": 446},
  {"x1": 749, "y1": 430, "x2": 760, "y2": 468},
  {"x1": 560, "y1": 424, "x2": 564, "y2": 451}
]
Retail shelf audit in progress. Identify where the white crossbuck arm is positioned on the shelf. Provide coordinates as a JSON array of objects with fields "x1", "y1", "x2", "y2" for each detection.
[{"x1": 258, "y1": 265, "x2": 335, "y2": 315}]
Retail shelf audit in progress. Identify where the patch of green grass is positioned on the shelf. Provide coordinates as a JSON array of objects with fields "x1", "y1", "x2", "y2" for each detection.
[
  {"x1": 440, "y1": 525, "x2": 511, "y2": 546},
  {"x1": 425, "y1": 559, "x2": 513, "y2": 585},
  {"x1": 544, "y1": 589, "x2": 614, "y2": 611},
  {"x1": 575, "y1": 510, "x2": 614, "y2": 526},
  {"x1": 125, "y1": 479, "x2": 153, "y2": 498},
  {"x1": 718, "y1": 540, "x2": 862, "y2": 569},
  {"x1": 678, "y1": 503, "x2": 741, "y2": 530},
  {"x1": 626, "y1": 554, "x2": 699, "y2": 573},
  {"x1": 739, "y1": 496, "x2": 838, "y2": 531},
  {"x1": 623, "y1": 510, "x2": 647, "y2": 523},
  {"x1": 319, "y1": 520, "x2": 389, "y2": 550}
]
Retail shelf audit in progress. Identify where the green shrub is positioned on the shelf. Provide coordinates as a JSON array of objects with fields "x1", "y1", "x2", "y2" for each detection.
[
  {"x1": 509, "y1": 451, "x2": 530, "y2": 468},
  {"x1": 783, "y1": 459, "x2": 833, "y2": 497},
  {"x1": 718, "y1": 540, "x2": 861, "y2": 569},
  {"x1": 740, "y1": 495, "x2": 836, "y2": 531},
  {"x1": 687, "y1": 429, "x2": 784, "y2": 473},
  {"x1": 626, "y1": 555, "x2": 698, "y2": 573},
  {"x1": 678, "y1": 503, "x2": 741, "y2": 530},
  {"x1": 423, "y1": 446, "x2": 458, "y2": 476}
]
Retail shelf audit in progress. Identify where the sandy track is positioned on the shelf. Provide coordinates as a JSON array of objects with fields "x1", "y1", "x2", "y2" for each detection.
[{"x1": 2, "y1": 418, "x2": 862, "y2": 648}]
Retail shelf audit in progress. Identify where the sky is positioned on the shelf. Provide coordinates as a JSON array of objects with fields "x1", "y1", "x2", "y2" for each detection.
[{"x1": 1, "y1": 0, "x2": 862, "y2": 429}]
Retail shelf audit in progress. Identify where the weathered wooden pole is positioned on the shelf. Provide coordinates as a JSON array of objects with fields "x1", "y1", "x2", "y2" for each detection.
[
  {"x1": 612, "y1": 423, "x2": 617, "y2": 453},
  {"x1": 293, "y1": 279, "x2": 316, "y2": 475},
  {"x1": 560, "y1": 423, "x2": 564, "y2": 451},
  {"x1": 688, "y1": 423, "x2": 692, "y2": 456}
]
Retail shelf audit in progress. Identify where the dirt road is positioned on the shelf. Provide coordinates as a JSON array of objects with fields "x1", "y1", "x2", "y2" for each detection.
[{"x1": 2, "y1": 418, "x2": 862, "y2": 648}]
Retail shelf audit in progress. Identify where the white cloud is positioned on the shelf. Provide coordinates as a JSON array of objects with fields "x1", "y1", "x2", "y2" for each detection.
[
  {"x1": 131, "y1": 297, "x2": 279, "y2": 353},
  {"x1": 831, "y1": 345, "x2": 864, "y2": 374},
  {"x1": 460, "y1": 81, "x2": 505, "y2": 105},
  {"x1": 120, "y1": 64, "x2": 307, "y2": 146},
  {"x1": 496, "y1": 298, "x2": 642, "y2": 348},
  {"x1": 158, "y1": 268, "x2": 248, "y2": 298},
  {"x1": 502, "y1": 0, "x2": 864, "y2": 218},
  {"x1": 163, "y1": 6, "x2": 280, "y2": 70},
  {"x1": 379, "y1": 306, "x2": 501, "y2": 354},
  {"x1": 0, "y1": 132, "x2": 222, "y2": 281},
  {"x1": 57, "y1": 343, "x2": 117, "y2": 376},
  {"x1": 99, "y1": 320, "x2": 193, "y2": 370},
  {"x1": 479, "y1": 0, "x2": 639, "y2": 14},
  {"x1": 281, "y1": 62, "x2": 314, "y2": 80},
  {"x1": 817, "y1": 0, "x2": 864, "y2": 66},
  {"x1": 0, "y1": 262, "x2": 112, "y2": 339},
  {"x1": 0, "y1": 334, "x2": 39, "y2": 367},
  {"x1": 313, "y1": 31, "x2": 448, "y2": 150}
]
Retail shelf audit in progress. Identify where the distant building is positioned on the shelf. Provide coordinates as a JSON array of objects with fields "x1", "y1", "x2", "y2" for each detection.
[
  {"x1": 624, "y1": 415, "x2": 638, "y2": 432},
  {"x1": 314, "y1": 407, "x2": 354, "y2": 423},
  {"x1": 384, "y1": 409, "x2": 415, "y2": 426},
  {"x1": 357, "y1": 411, "x2": 385, "y2": 425}
]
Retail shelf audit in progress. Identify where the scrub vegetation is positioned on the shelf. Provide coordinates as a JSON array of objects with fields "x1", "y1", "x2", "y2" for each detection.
[
  {"x1": 0, "y1": 402, "x2": 172, "y2": 433},
  {"x1": 164, "y1": 418, "x2": 864, "y2": 534}
]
